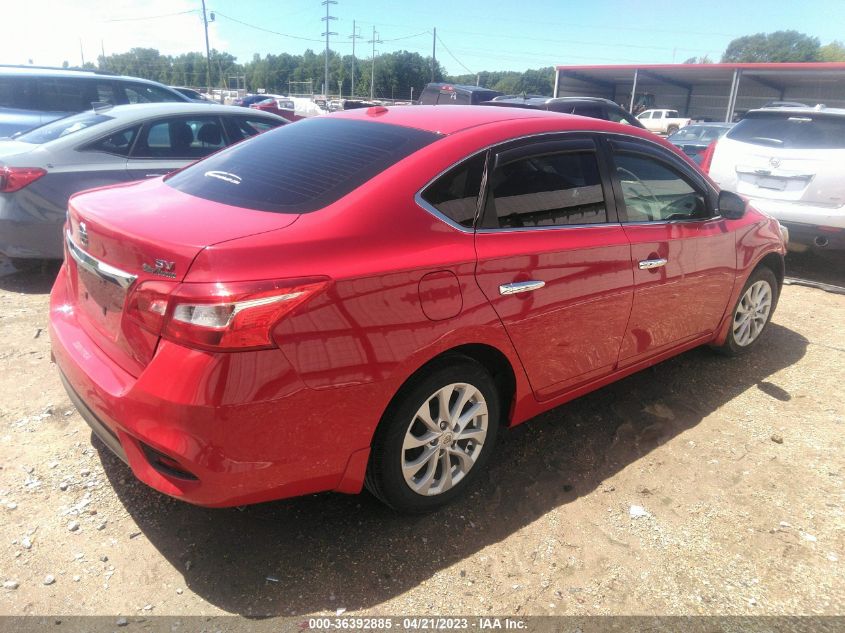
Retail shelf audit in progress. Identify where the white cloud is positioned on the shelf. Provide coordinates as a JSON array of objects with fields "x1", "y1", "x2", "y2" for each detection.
[{"x1": 0, "y1": 0, "x2": 228, "y2": 66}]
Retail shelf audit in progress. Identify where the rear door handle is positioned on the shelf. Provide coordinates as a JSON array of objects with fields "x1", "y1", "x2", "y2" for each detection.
[
  {"x1": 499, "y1": 280, "x2": 545, "y2": 295},
  {"x1": 638, "y1": 258, "x2": 668, "y2": 270}
]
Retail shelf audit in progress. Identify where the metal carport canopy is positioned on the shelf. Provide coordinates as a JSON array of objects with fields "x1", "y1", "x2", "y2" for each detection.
[{"x1": 553, "y1": 63, "x2": 845, "y2": 122}]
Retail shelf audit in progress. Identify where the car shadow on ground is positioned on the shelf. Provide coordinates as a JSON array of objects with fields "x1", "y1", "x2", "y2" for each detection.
[
  {"x1": 95, "y1": 322, "x2": 808, "y2": 616},
  {"x1": 0, "y1": 259, "x2": 61, "y2": 294}
]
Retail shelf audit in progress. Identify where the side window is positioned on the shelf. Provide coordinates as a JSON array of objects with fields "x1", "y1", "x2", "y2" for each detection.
[
  {"x1": 638, "y1": 111, "x2": 651, "y2": 120},
  {"x1": 420, "y1": 153, "x2": 485, "y2": 228},
  {"x1": 235, "y1": 116, "x2": 282, "y2": 138},
  {"x1": 614, "y1": 152, "x2": 708, "y2": 222},
  {"x1": 667, "y1": 111, "x2": 679, "y2": 118},
  {"x1": 132, "y1": 117, "x2": 225, "y2": 159},
  {"x1": 0, "y1": 77, "x2": 35, "y2": 108},
  {"x1": 652, "y1": 111, "x2": 664, "y2": 119},
  {"x1": 607, "y1": 109, "x2": 635, "y2": 126},
  {"x1": 86, "y1": 126, "x2": 140, "y2": 156},
  {"x1": 123, "y1": 83, "x2": 182, "y2": 104},
  {"x1": 486, "y1": 151, "x2": 607, "y2": 228},
  {"x1": 571, "y1": 105, "x2": 606, "y2": 120},
  {"x1": 94, "y1": 82, "x2": 117, "y2": 105},
  {"x1": 36, "y1": 78, "x2": 87, "y2": 111}
]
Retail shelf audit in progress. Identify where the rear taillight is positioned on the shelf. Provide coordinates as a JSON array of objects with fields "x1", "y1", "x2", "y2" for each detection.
[
  {"x1": 124, "y1": 277, "x2": 328, "y2": 352},
  {"x1": 0, "y1": 166, "x2": 47, "y2": 193},
  {"x1": 699, "y1": 141, "x2": 717, "y2": 174}
]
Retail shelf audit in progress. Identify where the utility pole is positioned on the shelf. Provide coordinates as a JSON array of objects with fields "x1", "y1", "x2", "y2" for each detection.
[
  {"x1": 321, "y1": 0, "x2": 338, "y2": 98},
  {"x1": 79, "y1": 39, "x2": 85, "y2": 67},
  {"x1": 201, "y1": 0, "x2": 213, "y2": 96},
  {"x1": 100, "y1": 40, "x2": 106, "y2": 70},
  {"x1": 349, "y1": 20, "x2": 361, "y2": 97},
  {"x1": 368, "y1": 26, "x2": 382, "y2": 100},
  {"x1": 431, "y1": 27, "x2": 436, "y2": 82}
]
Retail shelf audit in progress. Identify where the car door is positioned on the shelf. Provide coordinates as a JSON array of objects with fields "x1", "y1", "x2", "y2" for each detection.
[
  {"x1": 473, "y1": 135, "x2": 634, "y2": 401},
  {"x1": 126, "y1": 115, "x2": 227, "y2": 180},
  {"x1": 605, "y1": 137, "x2": 736, "y2": 366}
]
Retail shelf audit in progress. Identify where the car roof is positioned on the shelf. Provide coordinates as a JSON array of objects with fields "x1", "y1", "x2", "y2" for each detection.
[
  {"x1": 325, "y1": 104, "x2": 662, "y2": 141},
  {"x1": 425, "y1": 83, "x2": 501, "y2": 93},
  {"x1": 746, "y1": 106, "x2": 845, "y2": 117},
  {"x1": 87, "y1": 102, "x2": 283, "y2": 120},
  {"x1": 0, "y1": 65, "x2": 172, "y2": 86},
  {"x1": 329, "y1": 104, "x2": 573, "y2": 134}
]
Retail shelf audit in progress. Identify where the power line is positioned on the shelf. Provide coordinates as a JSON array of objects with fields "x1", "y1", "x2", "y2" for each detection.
[
  {"x1": 436, "y1": 33, "x2": 472, "y2": 74},
  {"x1": 213, "y1": 11, "x2": 325, "y2": 42}
]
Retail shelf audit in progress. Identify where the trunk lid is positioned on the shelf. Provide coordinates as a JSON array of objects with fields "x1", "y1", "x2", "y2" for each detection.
[{"x1": 64, "y1": 177, "x2": 299, "y2": 376}]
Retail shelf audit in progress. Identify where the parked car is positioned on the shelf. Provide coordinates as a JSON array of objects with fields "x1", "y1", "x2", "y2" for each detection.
[
  {"x1": 481, "y1": 96, "x2": 644, "y2": 128},
  {"x1": 0, "y1": 66, "x2": 191, "y2": 138},
  {"x1": 667, "y1": 123, "x2": 733, "y2": 163},
  {"x1": 0, "y1": 103, "x2": 285, "y2": 260},
  {"x1": 250, "y1": 98, "x2": 302, "y2": 122},
  {"x1": 233, "y1": 94, "x2": 277, "y2": 108},
  {"x1": 170, "y1": 87, "x2": 213, "y2": 103},
  {"x1": 706, "y1": 106, "x2": 845, "y2": 253},
  {"x1": 637, "y1": 109, "x2": 691, "y2": 135},
  {"x1": 419, "y1": 83, "x2": 503, "y2": 105},
  {"x1": 50, "y1": 105, "x2": 786, "y2": 513}
]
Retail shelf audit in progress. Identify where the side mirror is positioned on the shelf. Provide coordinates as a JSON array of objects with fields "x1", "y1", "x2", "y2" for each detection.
[{"x1": 718, "y1": 190, "x2": 746, "y2": 220}]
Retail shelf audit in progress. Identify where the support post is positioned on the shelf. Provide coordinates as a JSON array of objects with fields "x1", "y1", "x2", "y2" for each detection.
[{"x1": 629, "y1": 69, "x2": 639, "y2": 112}]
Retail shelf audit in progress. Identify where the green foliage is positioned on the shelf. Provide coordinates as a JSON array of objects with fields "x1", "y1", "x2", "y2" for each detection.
[
  {"x1": 446, "y1": 67, "x2": 555, "y2": 96},
  {"x1": 721, "y1": 30, "x2": 820, "y2": 63},
  {"x1": 819, "y1": 41, "x2": 845, "y2": 62},
  {"x1": 96, "y1": 46, "x2": 443, "y2": 99}
]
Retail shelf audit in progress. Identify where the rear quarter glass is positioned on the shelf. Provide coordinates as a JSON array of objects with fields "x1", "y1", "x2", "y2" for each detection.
[{"x1": 164, "y1": 117, "x2": 441, "y2": 213}]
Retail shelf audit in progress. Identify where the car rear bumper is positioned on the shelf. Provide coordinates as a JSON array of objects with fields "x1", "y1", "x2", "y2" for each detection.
[
  {"x1": 779, "y1": 221, "x2": 845, "y2": 252},
  {"x1": 49, "y1": 263, "x2": 372, "y2": 507}
]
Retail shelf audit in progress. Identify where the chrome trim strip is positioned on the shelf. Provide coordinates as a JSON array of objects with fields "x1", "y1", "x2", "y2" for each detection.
[
  {"x1": 65, "y1": 231, "x2": 137, "y2": 290},
  {"x1": 499, "y1": 280, "x2": 546, "y2": 295}
]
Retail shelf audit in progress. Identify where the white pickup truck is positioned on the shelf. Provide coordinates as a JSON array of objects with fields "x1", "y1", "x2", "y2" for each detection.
[{"x1": 636, "y1": 109, "x2": 691, "y2": 135}]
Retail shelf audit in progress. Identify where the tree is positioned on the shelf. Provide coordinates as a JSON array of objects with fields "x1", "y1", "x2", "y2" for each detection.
[
  {"x1": 721, "y1": 30, "x2": 820, "y2": 63},
  {"x1": 820, "y1": 41, "x2": 845, "y2": 62},
  {"x1": 683, "y1": 55, "x2": 713, "y2": 64}
]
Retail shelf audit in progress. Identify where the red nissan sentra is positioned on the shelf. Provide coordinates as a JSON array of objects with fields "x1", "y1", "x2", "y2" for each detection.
[{"x1": 49, "y1": 105, "x2": 787, "y2": 513}]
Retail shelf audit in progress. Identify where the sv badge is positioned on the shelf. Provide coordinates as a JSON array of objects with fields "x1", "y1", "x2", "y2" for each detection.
[{"x1": 142, "y1": 259, "x2": 177, "y2": 278}]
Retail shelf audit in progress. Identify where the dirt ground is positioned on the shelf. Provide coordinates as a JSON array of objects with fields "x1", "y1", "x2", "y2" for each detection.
[{"x1": 0, "y1": 255, "x2": 843, "y2": 618}]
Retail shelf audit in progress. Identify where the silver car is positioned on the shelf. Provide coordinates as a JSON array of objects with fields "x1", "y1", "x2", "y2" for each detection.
[{"x1": 0, "y1": 102, "x2": 286, "y2": 260}]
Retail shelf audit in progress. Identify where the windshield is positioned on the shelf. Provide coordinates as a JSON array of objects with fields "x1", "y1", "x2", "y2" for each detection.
[
  {"x1": 727, "y1": 112, "x2": 845, "y2": 149},
  {"x1": 669, "y1": 125, "x2": 729, "y2": 142},
  {"x1": 165, "y1": 117, "x2": 440, "y2": 213},
  {"x1": 17, "y1": 112, "x2": 112, "y2": 145}
]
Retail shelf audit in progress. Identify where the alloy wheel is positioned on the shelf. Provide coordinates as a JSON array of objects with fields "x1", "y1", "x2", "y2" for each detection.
[
  {"x1": 401, "y1": 382, "x2": 488, "y2": 496},
  {"x1": 733, "y1": 280, "x2": 772, "y2": 347}
]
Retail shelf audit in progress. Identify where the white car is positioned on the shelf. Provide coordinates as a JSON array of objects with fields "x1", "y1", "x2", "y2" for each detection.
[
  {"x1": 636, "y1": 109, "x2": 691, "y2": 135},
  {"x1": 707, "y1": 106, "x2": 845, "y2": 253}
]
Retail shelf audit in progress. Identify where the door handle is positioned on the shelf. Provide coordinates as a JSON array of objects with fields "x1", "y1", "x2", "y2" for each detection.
[
  {"x1": 638, "y1": 258, "x2": 668, "y2": 270},
  {"x1": 499, "y1": 280, "x2": 545, "y2": 295}
]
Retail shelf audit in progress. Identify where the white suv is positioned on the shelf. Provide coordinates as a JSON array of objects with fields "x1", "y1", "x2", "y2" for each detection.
[{"x1": 707, "y1": 106, "x2": 845, "y2": 253}]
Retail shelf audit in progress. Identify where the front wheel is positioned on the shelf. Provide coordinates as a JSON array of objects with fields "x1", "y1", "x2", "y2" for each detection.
[
  {"x1": 365, "y1": 358, "x2": 500, "y2": 513},
  {"x1": 713, "y1": 266, "x2": 779, "y2": 356}
]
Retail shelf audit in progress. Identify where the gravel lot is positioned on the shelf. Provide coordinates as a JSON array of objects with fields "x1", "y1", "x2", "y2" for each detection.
[{"x1": 0, "y1": 255, "x2": 843, "y2": 617}]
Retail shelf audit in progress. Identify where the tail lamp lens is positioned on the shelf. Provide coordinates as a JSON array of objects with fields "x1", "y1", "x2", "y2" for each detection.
[
  {"x1": 699, "y1": 141, "x2": 717, "y2": 174},
  {"x1": 124, "y1": 278, "x2": 327, "y2": 352},
  {"x1": 0, "y1": 166, "x2": 47, "y2": 193}
]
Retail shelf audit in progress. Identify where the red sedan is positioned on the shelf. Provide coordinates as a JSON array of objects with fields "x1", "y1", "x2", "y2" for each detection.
[{"x1": 49, "y1": 106, "x2": 787, "y2": 513}]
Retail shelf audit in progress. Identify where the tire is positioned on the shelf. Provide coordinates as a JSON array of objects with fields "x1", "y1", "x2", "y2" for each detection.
[
  {"x1": 365, "y1": 356, "x2": 500, "y2": 513},
  {"x1": 713, "y1": 266, "x2": 779, "y2": 356},
  {"x1": 666, "y1": 125, "x2": 679, "y2": 136}
]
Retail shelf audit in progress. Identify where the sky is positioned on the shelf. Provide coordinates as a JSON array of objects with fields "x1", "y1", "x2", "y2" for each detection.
[{"x1": 3, "y1": 0, "x2": 845, "y2": 75}]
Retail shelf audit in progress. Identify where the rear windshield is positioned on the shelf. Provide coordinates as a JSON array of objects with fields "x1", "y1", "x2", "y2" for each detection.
[
  {"x1": 165, "y1": 117, "x2": 440, "y2": 213},
  {"x1": 727, "y1": 112, "x2": 845, "y2": 149},
  {"x1": 17, "y1": 112, "x2": 112, "y2": 144}
]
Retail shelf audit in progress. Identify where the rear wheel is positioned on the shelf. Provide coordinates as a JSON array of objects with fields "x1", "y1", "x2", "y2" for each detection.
[
  {"x1": 666, "y1": 125, "x2": 679, "y2": 136},
  {"x1": 365, "y1": 358, "x2": 500, "y2": 513},
  {"x1": 713, "y1": 266, "x2": 779, "y2": 356}
]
